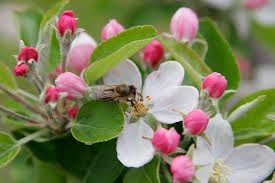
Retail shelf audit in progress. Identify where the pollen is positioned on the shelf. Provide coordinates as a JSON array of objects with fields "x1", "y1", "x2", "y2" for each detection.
[
  {"x1": 209, "y1": 160, "x2": 231, "y2": 183},
  {"x1": 146, "y1": 96, "x2": 151, "y2": 101},
  {"x1": 133, "y1": 101, "x2": 149, "y2": 116}
]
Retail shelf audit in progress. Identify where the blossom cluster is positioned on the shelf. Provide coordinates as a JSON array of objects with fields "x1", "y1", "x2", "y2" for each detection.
[{"x1": 6, "y1": 6, "x2": 275, "y2": 183}]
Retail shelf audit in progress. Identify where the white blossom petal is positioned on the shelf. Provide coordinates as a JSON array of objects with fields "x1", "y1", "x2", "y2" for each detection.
[
  {"x1": 103, "y1": 59, "x2": 142, "y2": 92},
  {"x1": 149, "y1": 86, "x2": 199, "y2": 124},
  {"x1": 116, "y1": 120, "x2": 155, "y2": 167},
  {"x1": 205, "y1": 114, "x2": 234, "y2": 161},
  {"x1": 195, "y1": 165, "x2": 213, "y2": 183},
  {"x1": 193, "y1": 136, "x2": 212, "y2": 166},
  {"x1": 143, "y1": 61, "x2": 184, "y2": 98},
  {"x1": 224, "y1": 144, "x2": 275, "y2": 183},
  {"x1": 252, "y1": 0, "x2": 275, "y2": 26},
  {"x1": 201, "y1": 0, "x2": 234, "y2": 10}
]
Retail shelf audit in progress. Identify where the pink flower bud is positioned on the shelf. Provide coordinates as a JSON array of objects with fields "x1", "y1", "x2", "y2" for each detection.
[
  {"x1": 203, "y1": 72, "x2": 227, "y2": 98},
  {"x1": 55, "y1": 72, "x2": 87, "y2": 99},
  {"x1": 170, "y1": 7, "x2": 199, "y2": 42},
  {"x1": 48, "y1": 64, "x2": 62, "y2": 81},
  {"x1": 67, "y1": 106, "x2": 79, "y2": 119},
  {"x1": 67, "y1": 32, "x2": 97, "y2": 73},
  {"x1": 13, "y1": 63, "x2": 28, "y2": 77},
  {"x1": 170, "y1": 156, "x2": 195, "y2": 183},
  {"x1": 242, "y1": 0, "x2": 268, "y2": 10},
  {"x1": 101, "y1": 19, "x2": 125, "y2": 41},
  {"x1": 142, "y1": 40, "x2": 164, "y2": 68},
  {"x1": 152, "y1": 127, "x2": 180, "y2": 154},
  {"x1": 44, "y1": 87, "x2": 59, "y2": 104},
  {"x1": 18, "y1": 46, "x2": 38, "y2": 62},
  {"x1": 184, "y1": 109, "x2": 209, "y2": 135},
  {"x1": 57, "y1": 10, "x2": 77, "y2": 37}
]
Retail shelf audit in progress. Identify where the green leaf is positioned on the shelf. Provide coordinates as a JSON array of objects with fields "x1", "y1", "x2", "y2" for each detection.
[
  {"x1": 199, "y1": 18, "x2": 240, "y2": 90},
  {"x1": 0, "y1": 62, "x2": 17, "y2": 92},
  {"x1": 20, "y1": 135, "x2": 124, "y2": 183},
  {"x1": 229, "y1": 89, "x2": 275, "y2": 145},
  {"x1": 192, "y1": 38, "x2": 208, "y2": 60},
  {"x1": 10, "y1": 148, "x2": 66, "y2": 183},
  {"x1": 85, "y1": 25, "x2": 158, "y2": 84},
  {"x1": 48, "y1": 32, "x2": 60, "y2": 72},
  {"x1": 123, "y1": 156, "x2": 161, "y2": 183},
  {"x1": 158, "y1": 35, "x2": 211, "y2": 88},
  {"x1": 71, "y1": 100, "x2": 124, "y2": 144},
  {"x1": 14, "y1": 9, "x2": 43, "y2": 46},
  {"x1": 0, "y1": 131, "x2": 20, "y2": 168}
]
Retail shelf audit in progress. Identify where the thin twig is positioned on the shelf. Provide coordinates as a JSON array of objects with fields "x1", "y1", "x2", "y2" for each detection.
[
  {"x1": 0, "y1": 83, "x2": 48, "y2": 119},
  {"x1": 0, "y1": 105, "x2": 45, "y2": 125}
]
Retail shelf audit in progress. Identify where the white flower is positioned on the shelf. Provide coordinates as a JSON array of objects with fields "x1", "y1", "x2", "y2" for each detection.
[
  {"x1": 104, "y1": 60, "x2": 199, "y2": 167},
  {"x1": 193, "y1": 114, "x2": 275, "y2": 183}
]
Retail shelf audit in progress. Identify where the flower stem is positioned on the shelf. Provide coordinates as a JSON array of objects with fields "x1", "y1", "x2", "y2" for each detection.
[
  {"x1": 0, "y1": 105, "x2": 45, "y2": 126},
  {"x1": 0, "y1": 83, "x2": 48, "y2": 119},
  {"x1": 16, "y1": 129, "x2": 48, "y2": 147},
  {"x1": 61, "y1": 41, "x2": 70, "y2": 73}
]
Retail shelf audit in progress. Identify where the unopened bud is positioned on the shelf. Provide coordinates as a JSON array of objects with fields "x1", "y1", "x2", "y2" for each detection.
[
  {"x1": 57, "y1": 10, "x2": 77, "y2": 37},
  {"x1": 101, "y1": 19, "x2": 124, "y2": 41},
  {"x1": 44, "y1": 87, "x2": 59, "y2": 104},
  {"x1": 152, "y1": 127, "x2": 180, "y2": 154},
  {"x1": 184, "y1": 109, "x2": 209, "y2": 135},
  {"x1": 242, "y1": 0, "x2": 268, "y2": 10},
  {"x1": 18, "y1": 46, "x2": 38, "y2": 62},
  {"x1": 55, "y1": 72, "x2": 87, "y2": 99},
  {"x1": 67, "y1": 32, "x2": 97, "y2": 73},
  {"x1": 13, "y1": 63, "x2": 29, "y2": 77},
  {"x1": 170, "y1": 7, "x2": 199, "y2": 42},
  {"x1": 203, "y1": 72, "x2": 227, "y2": 98},
  {"x1": 142, "y1": 40, "x2": 164, "y2": 68},
  {"x1": 170, "y1": 156, "x2": 195, "y2": 183},
  {"x1": 67, "y1": 106, "x2": 79, "y2": 119}
]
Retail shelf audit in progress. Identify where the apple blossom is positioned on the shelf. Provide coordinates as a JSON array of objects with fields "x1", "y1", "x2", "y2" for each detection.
[
  {"x1": 18, "y1": 46, "x2": 38, "y2": 62},
  {"x1": 242, "y1": 0, "x2": 269, "y2": 10},
  {"x1": 13, "y1": 63, "x2": 28, "y2": 77},
  {"x1": 193, "y1": 114, "x2": 275, "y2": 183},
  {"x1": 142, "y1": 40, "x2": 164, "y2": 67},
  {"x1": 55, "y1": 72, "x2": 87, "y2": 99},
  {"x1": 57, "y1": 10, "x2": 77, "y2": 37},
  {"x1": 67, "y1": 32, "x2": 97, "y2": 73},
  {"x1": 152, "y1": 127, "x2": 180, "y2": 154},
  {"x1": 170, "y1": 155, "x2": 195, "y2": 183},
  {"x1": 184, "y1": 109, "x2": 209, "y2": 135},
  {"x1": 170, "y1": 7, "x2": 199, "y2": 42},
  {"x1": 44, "y1": 87, "x2": 59, "y2": 104},
  {"x1": 101, "y1": 19, "x2": 124, "y2": 41},
  {"x1": 203, "y1": 72, "x2": 227, "y2": 98},
  {"x1": 104, "y1": 60, "x2": 199, "y2": 167}
]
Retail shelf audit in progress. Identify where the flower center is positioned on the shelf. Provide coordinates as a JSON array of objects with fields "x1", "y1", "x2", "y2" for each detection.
[
  {"x1": 130, "y1": 96, "x2": 152, "y2": 116},
  {"x1": 209, "y1": 160, "x2": 231, "y2": 183}
]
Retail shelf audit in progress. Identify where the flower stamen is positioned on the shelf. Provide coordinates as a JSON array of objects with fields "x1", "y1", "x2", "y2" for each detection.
[{"x1": 209, "y1": 160, "x2": 231, "y2": 183}]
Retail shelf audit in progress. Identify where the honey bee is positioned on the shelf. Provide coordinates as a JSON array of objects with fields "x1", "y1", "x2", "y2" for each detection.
[{"x1": 88, "y1": 84, "x2": 140, "y2": 104}]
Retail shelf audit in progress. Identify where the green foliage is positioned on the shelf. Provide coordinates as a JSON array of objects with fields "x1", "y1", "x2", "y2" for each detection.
[
  {"x1": 158, "y1": 35, "x2": 211, "y2": 88},
  {"x1": 0, "y1": 131, "x2": 21, "y2": 168},
  {"x1": 123, "y1": 156, "x2": 160, "y2": 183},
  {"x1": 85, "y1": 25, "x2": 158, "y2": 84},
  {"x1": 0, "y1": 63, "x2": 17, "y2": 92},
  {"x1": 71, "y1": 100, "x2": 124, "y2": 144},
  {"x1": 229, "y1": 89, "x2": 275, "y2": 145},
  {"x1": 22, "y1": 135, "x2": 123, "y2": 183},
  {"x1": 48, "y1": 32, "x2": 61, "y2": 72},
  {"x1": 199, "y1": 18, "x2": 240, "y2": 90},
  {"x1": 14, "y1": 9, "x2": 43, "y2": 47}
]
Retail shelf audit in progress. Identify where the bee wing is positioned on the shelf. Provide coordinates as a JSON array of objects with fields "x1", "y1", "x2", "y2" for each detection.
[{"x1": 89, "y1": 85, "x2": 120, "y2": 101}]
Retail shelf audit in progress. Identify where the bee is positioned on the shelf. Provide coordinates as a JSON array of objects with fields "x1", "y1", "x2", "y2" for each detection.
[{"x1": 88, "y1": 84, "x2": 140, "y2": 104}]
